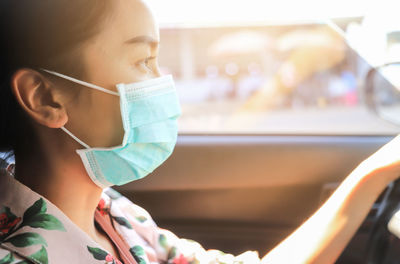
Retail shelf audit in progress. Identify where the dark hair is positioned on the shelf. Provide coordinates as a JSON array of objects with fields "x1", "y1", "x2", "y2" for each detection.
[{"x1": 0, "y1": 0, "x2": 114, "y2": 153}]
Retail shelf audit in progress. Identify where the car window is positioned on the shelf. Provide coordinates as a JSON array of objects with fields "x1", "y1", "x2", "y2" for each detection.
[{"x1": 148, "y1": 0, "x2": 400, "y2": 135}]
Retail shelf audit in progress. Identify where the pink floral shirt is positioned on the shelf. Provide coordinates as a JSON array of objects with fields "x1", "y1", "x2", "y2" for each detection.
[{"x1": 0, "y1": 171, "x2": 260, "y2": 263}]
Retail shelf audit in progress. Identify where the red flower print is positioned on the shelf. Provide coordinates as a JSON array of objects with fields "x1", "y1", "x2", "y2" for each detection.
[
  {"x1": 105, "y1": 253, "x2": 122, "y2": 264},
  {"x1": 97, "y1": 198, "x2": 109, "y2": 216},
  {"x1": 0, "y1": 211, "x2": 21, "y2": 235},
  {"x1": 173, "y1": 254, "x2": 189, "y2": 264},
  {"x1": 105, "y1": 254, "x2": 113, "y2": 262}
]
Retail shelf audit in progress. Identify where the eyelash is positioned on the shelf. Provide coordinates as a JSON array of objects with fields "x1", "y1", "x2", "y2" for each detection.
[{"x1": 138, "y1": 57, "x2": 156, "y2": 72}]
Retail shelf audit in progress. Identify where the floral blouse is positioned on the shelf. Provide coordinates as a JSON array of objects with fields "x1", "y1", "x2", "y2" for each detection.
[{"x1": 0, "y1": 170, "x2": 261, "y2": 264}]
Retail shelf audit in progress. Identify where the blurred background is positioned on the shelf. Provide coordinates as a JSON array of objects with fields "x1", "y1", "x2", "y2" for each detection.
[{"x1": 145, "y1": 0, "x2": 400, "y2": 135}]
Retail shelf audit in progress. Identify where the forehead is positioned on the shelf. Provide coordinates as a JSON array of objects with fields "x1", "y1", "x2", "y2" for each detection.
[{"x1": 104, "y1": 0, "x2": 160, "y2": 44}]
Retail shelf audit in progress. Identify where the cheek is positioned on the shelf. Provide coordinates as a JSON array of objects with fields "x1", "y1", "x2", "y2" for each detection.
[
  {"x1": 94, "y1": 94, "x2": 124, "y2": 147},
  {"x1": 110, "y1": 98, "x2": 125, "y2": 146},
  {"x1": 72, "y1": 92, "x2": 124, "y2": 148}
]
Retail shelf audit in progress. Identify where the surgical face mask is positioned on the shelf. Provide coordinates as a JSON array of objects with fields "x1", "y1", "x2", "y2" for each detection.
[{"x1": 41, "y1": 69, "x2": 182, "y2": 188}]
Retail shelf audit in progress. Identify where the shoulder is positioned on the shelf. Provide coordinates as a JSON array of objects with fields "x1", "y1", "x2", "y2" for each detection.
[
  {"x1": 103, "y1": 188, "x2": 154, "y2": 225},
  {"x1": 102, "y1": 188, "x2": 163, "y2": 262}
]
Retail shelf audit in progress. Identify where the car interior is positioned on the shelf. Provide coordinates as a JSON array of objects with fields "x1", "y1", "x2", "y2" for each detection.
[
  {"x1": 113, "y1": 18, "x2": 400, "y2": 263},
  {"x1": 2, "y1": 5, "x2": 400, "y2": 264}
]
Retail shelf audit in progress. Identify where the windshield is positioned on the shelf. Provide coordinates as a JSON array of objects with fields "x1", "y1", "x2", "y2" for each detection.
[{"x1": 147, "y1": 0, "x2": 400, "y2": 135}]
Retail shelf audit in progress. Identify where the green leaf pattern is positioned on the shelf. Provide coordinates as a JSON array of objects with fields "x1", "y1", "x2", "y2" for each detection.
[
  {"x1": 23, "y1": 214, "x2": 65, "y2": 231},
  {"x1": 22, "y1": 199, "x2": 46, "y2": 222},
  {"x1": 0, "y1": 252, "x2": 14, "y2": 264},
  {"x1": 87, "y1": 246, "x2": 122, "y2": 264},
  {"x1": 158, "y1": 234, "x2": 168, "y2": 251},
  {"x1": 135, "y1": 216, "x2": 147, "y2": 223},
  {"x1": 87, "y1": 246, "x2": 109, "y2": 260},
  {"x1": 112, "y1": 216, "x2": 133, "y2": 229},
  {"x1": 167, "y1": 246, "x2": 178, "y2": 260},
  {"x1": 130, "y1": 246, "x2": 147, "y2": 264},
  {"x1": 104, "y1": 189, "x2": 122, "y2": 200},
  {"x1": 0, "y1": 198, "x2": 65, "y2": 264},
  {"x1": 4, "y1": 232, "x2": 47, "y2": 247},
  {"x1": 28, "y1": 246, "x2": 48, "y2": 264},
  {"x1": 0, "y1": 189, "x2": 258, "y2": 264}
]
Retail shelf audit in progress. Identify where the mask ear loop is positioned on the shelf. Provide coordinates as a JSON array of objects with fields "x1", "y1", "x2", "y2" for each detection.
[
  {"x1": 61, "y1": 127, "x2": 91, "y2": 149},
  {"x1": 39, "y1": 68, "x2": 120, "y2": 96},
  {"x1": 39, "y1": 68, "x2": 120, "y2": 150}
]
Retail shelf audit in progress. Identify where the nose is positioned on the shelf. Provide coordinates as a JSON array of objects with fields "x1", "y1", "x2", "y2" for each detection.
[{"x1": 153, "y1": 65, "x2": 162, "y2": 78}]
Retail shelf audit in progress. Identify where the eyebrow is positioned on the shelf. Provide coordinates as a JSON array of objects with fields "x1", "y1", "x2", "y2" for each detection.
[{"x1": 124, "y1": 35, "x2": 159, "y2": 45}]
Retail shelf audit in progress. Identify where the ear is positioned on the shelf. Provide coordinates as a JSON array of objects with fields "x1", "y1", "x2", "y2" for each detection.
[{"x1": 11, "y1": 68, "x2": 68, "y2": 128}]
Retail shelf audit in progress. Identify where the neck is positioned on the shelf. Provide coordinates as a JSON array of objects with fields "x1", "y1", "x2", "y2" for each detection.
[{"x1": 14, "y1": 142, "x2": 103, "y2": 242}]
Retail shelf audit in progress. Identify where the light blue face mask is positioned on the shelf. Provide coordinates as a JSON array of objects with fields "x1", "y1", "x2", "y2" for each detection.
[{"x1": 41, "y1": 69, "x2": 182, "y2": 188}]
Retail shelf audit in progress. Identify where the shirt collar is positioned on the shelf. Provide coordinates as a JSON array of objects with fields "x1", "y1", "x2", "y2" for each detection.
[{"x1": 0, "y1": 171, "x2": 115, "y2": 264}]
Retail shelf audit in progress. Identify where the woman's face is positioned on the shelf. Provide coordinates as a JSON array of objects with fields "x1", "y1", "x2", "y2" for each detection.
[{"x1": 63, "y1": 0, "x2": 160, "y2": 148}]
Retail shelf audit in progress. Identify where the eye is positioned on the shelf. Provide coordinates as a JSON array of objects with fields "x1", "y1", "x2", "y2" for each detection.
[{"x1": 137, "y1": 57, "x2": 156, "y2": 73}]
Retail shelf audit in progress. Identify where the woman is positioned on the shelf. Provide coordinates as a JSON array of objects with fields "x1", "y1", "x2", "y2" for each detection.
[{"x1": 1, "y1": 0, "x2": 400, "y2": 263}]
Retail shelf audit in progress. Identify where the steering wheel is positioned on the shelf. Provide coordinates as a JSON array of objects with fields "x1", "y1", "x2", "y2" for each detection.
[
  {"x1": 362, "y1": 63, "x2": 400, "y2": 263},
  {"x1": 364, "y1": 178, "x2": 400, "y2": 263}
]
